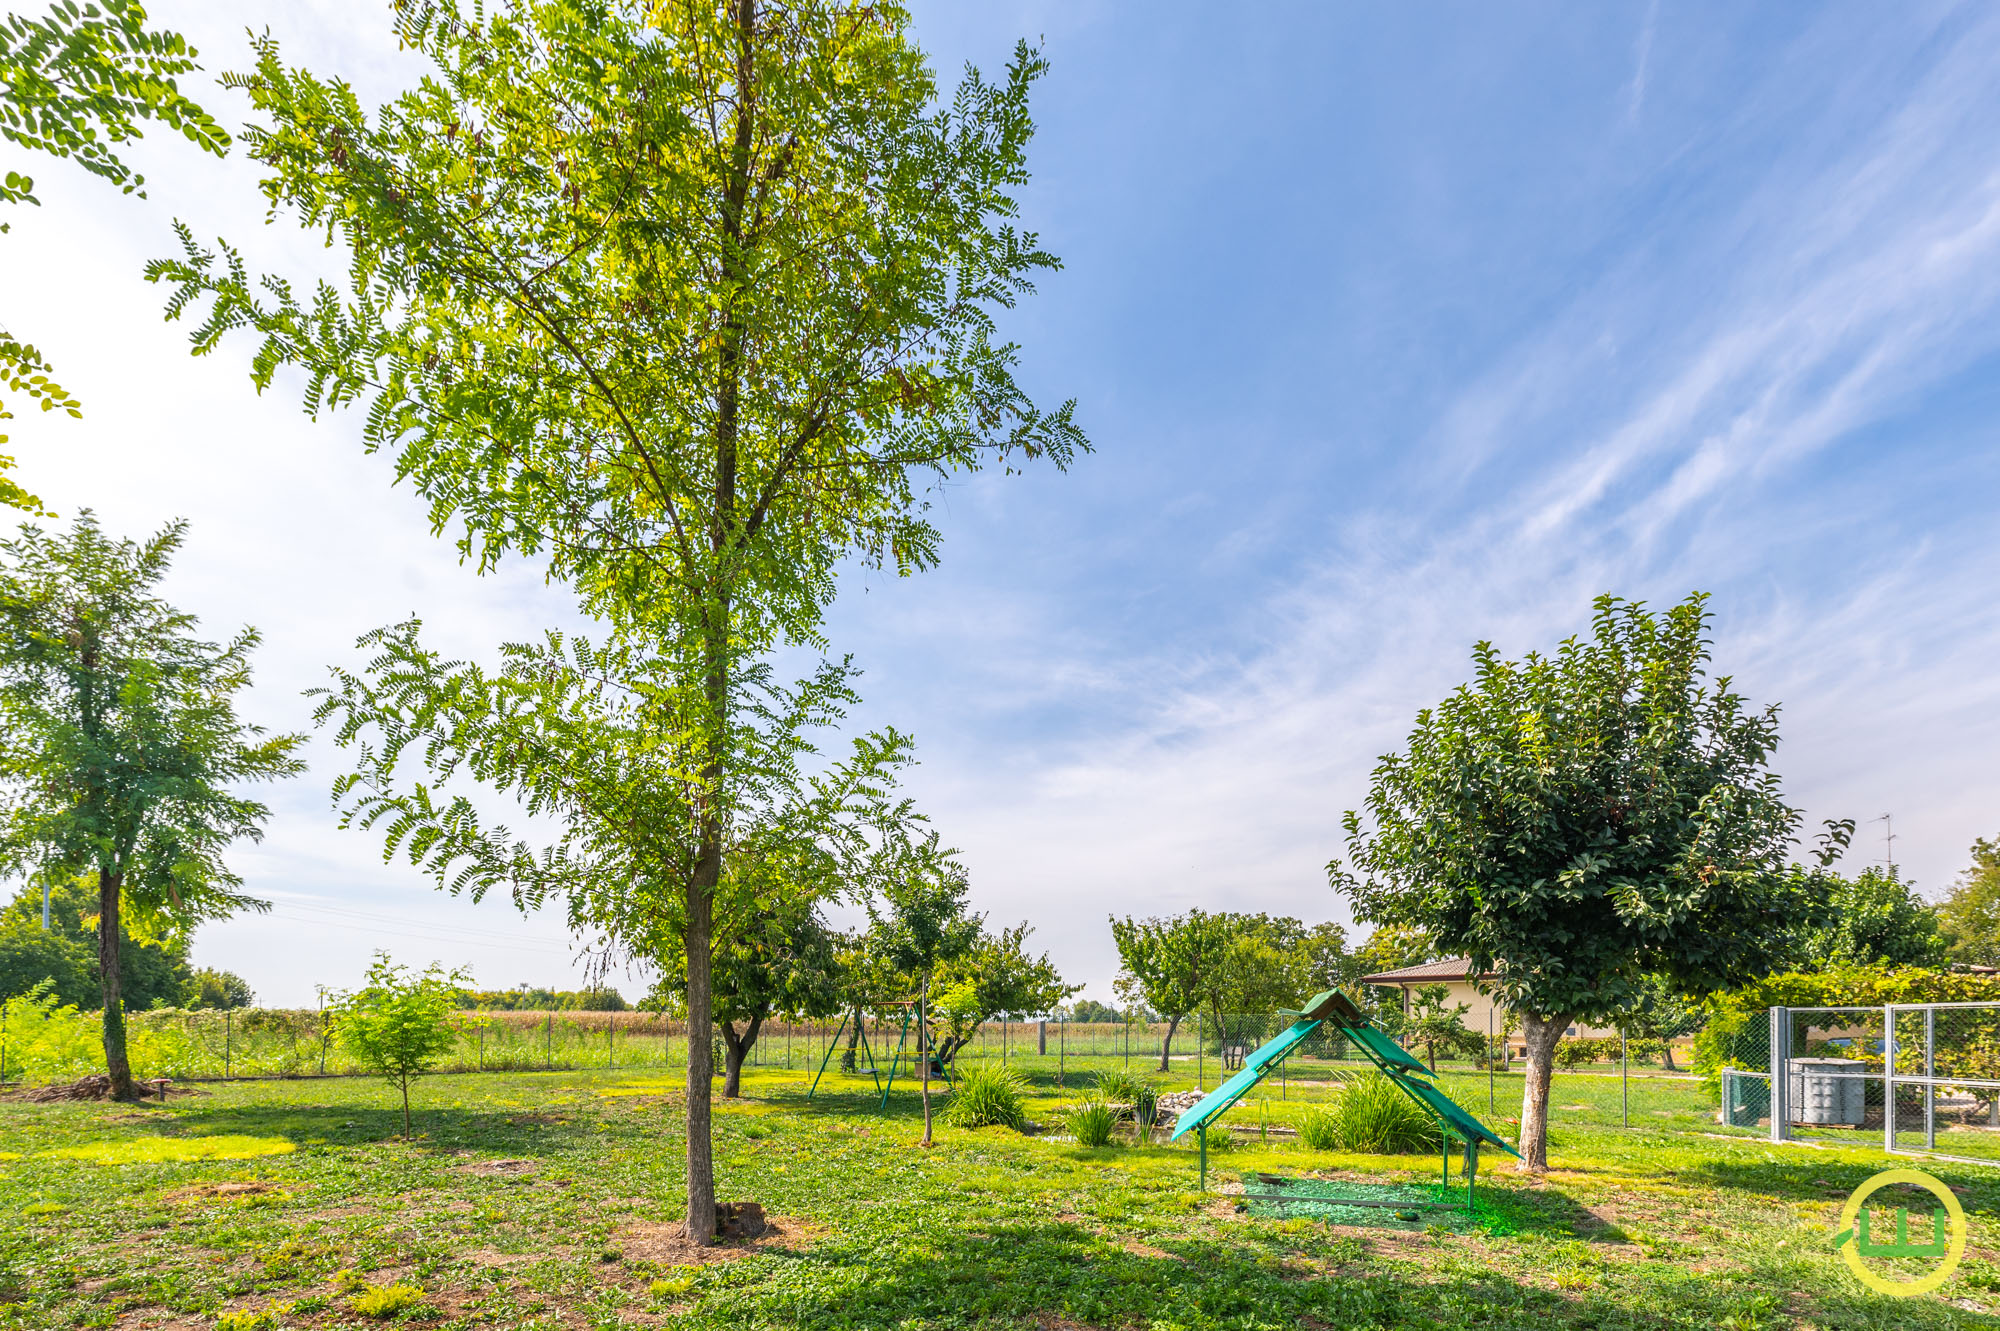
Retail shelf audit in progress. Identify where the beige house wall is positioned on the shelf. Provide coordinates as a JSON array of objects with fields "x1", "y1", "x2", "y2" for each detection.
[{"x1": 1377, "y1": 979, "x2": 1623, "y2": 1052}]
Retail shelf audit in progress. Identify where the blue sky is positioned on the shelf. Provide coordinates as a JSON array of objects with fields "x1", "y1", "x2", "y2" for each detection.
[{"x1": 4, "y1": 2, "x2": 1998, "y2": 1005}]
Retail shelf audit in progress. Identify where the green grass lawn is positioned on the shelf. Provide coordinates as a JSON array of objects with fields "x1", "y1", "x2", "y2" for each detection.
[{"x1": 2, "y1": 1062, "x2": 1997, "y2": 1329}]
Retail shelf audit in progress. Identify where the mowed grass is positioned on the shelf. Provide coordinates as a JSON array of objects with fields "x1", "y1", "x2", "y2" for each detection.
[{"x1": 0, "y1": 1063, "x2": 1997, "y2": 1328}]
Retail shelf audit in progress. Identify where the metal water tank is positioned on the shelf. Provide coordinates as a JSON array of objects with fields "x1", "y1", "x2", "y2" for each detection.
[{"x1": 1788, "y1": 1057, "x2": 1866, "y2": 1126}]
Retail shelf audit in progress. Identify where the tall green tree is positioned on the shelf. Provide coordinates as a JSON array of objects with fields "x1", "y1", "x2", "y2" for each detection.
[
  {"x1": 0, "y1": 0, "x2": 227, "y2": 507},
  {"x1": 1941, "y1": 836, "x2": 2000, "y2": 968},
  {"x1": 1797, "y1": 866, "x2": 1945, "y2": 969},
  {"x1": 151, "y1": 0, "x2": 1081, "y2": 1241},
  {"x1": 1109, "y1": 909, "x2": 1234, "y2": 1071},
  {"x1": 0, "y1": 514, "x2": 301, "y2": 1098},
  {"x1": 1330, "y1": 594, "x2": 1850, "y2": 1171}
]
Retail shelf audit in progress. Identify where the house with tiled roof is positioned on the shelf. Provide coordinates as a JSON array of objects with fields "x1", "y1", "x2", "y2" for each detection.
[{"x1": 1360, "y1": 958, "x2": 1620, "y2": 1052}]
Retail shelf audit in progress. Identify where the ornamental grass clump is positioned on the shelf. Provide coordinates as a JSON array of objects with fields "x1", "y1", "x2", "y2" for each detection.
[
  {"x1": 1067, "y1": 1098, "x2": 1118, "y2": 1148},
  {"x1": 942, "y1": 1064, "x2": 1027, "y2": 1131},
  {"x1": 1094, "y1": 1069, "x2": 1159, "y2": 1128},
  {"x1": 1304, "y1": 1073, "x2": 1440, "y2": 1154}
]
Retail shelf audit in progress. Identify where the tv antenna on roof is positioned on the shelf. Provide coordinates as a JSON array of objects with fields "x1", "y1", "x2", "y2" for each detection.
[{"x1": 1872, "y1": 812, "x2": 1896, "y2": 872}]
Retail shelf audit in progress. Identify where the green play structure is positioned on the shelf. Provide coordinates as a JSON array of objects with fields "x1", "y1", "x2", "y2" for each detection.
[
  {"x1": 1168, "y1": 989, "x2": 1517, "y2": 1212},
  {"x1": 806, "y1": 1001, "x2": 952, "y2": 1111}
]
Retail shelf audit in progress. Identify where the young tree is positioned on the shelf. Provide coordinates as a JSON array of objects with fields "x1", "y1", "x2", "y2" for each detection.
[
  {"x1": 1618, "y1": 974, "x2": 1697, "y2": 1072},
  {"x1": 0, "y1": 515, "x2": 302, "y2": 1099},
  {"x1": 1330, "y1": 594, "x2": 1850, "y2": 1172},
  {"x1": 334, "y1": 954, "x2": 468, "y2": 1139},
  {"x1": 927, "y1": 921, "x2": 1075, "y2": 1065},
  {"x1": 1941, "y1": 836, "x2": 2000, "y2": 968},
  {"x1": 1202, "y1": 916, "x2": 1305, "y2": 1045},
  {"x1": 869, "y1": 833, "x2": 978, "y2": 1146},
  {"x1": 1109, "y1": 910, "x2": 1234, "y2": 1071},
  {"x1": 1, "y1": 0, "x2": 228, "y2": 506},
  {"x1": 1404, "y1": 983, "x2": 1484, "y2": 1071},
  {"x1": 152, "y1": 0, "x2": 1082, "y2": 1242}
]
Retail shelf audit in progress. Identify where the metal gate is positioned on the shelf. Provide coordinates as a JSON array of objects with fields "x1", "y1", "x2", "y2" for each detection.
[{"x1": 1884, "y1": 1002, "x2": 2000, "y2": 1167}]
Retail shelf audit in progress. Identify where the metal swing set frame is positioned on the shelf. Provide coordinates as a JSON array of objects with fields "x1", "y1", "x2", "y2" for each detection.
[{"x1": 806, "y1": 999, "x2": 954, "y2": 1111}]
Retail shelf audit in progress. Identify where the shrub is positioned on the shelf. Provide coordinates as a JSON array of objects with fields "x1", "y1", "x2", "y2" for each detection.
[
  {"x1": 1554, "y1": 1036, "x2": 1620, "y2": 1071},
  {"x1": 1094, "y1": 1069, "x2": 1159, "y2": 1127},
  {"x1": 943, "y1": 1064, "x2": 1026, "y2": 1131},
  {"x1": 1302, "y1": 1073, "x2": 1440, "y2": 1154},
  {"x1": 347, "y1": 1282, "x2": 424, "y2": 1319},
  {"x1": 1066, "y1": 1099, "x2": 1117, "y2": 1148}
]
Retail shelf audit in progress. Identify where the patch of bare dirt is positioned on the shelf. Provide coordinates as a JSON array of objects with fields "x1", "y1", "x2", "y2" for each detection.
[
  {"x1": 456, "y1": 1157, "x2": 540, "y2": 1177},
  {"x1": 164, "y1": 1181, "x2": 278, "y2": 1203},
  {"x1": 1115, "y1": 1236, "x2": 1179, "y2": 1261},
  {"x1": 615, "y1": 1213, "x2": 815, "y2": 1266},
  {"x1": 4, "y1": 1075, "x2": 205, "y2": 1103}
]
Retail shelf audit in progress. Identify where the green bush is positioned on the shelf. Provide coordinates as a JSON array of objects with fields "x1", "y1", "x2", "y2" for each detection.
[
  {"x1": 1554, "y1": 1036, "x2": 1621, "y2": 1070},
  {"x1": 1301, "y1": 1073, "x2": 1440, "y2": 1154},
  {"x1": 942, "y1": 1064, "x2": 1026, "y2": 1131},
  {"x1": 1066, "y1": 1099, "x2": 1117, "y2": 1148},
  {"x1": 1094, "y1": 1069, "x2": 1159, "y2": 1127}
]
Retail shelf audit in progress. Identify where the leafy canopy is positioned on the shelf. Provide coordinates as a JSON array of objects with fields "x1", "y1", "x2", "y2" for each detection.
[
  {"x1": 1795, "y1": 865, "x2": 1945, "y2": 969},
  {"x1": 0, "y1": 513, "x2": 303, "y2": 927},
  {"x1": 1941, "y1": 835, "x2": 2000, "y2": 968},
  {"x1": 0, "y1": 0, "x2": 228, "y2": 494},
  {"x1": 148, "y1": 0, "x2": 1083, "y2": 654},
  {"x1": 1331, "y1": 593, "x2": 1847, "y2": 1026}
]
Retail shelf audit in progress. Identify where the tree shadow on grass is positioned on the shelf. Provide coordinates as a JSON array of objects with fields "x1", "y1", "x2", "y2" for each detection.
[
  {"x1": 665, "y1": 1213, "x2": 1994, "y2": 1330},
  {"x1": 1686, "y1": 1156, "x2": 2000, "y2": 1211},
  {"x1": 148, "y1": 1098, "x2": 595, "y2": 1156}
]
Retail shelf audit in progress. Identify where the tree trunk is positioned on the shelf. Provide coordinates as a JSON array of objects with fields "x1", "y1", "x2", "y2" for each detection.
[
  {"x1": 401, "y1": 1074, "x2": 412, "y2": 1140},
  {"x1": 1157, "y1": 1012, "x2": 1181, "y2": 1072},
  {"x1": 1516, "y1": 1011, "x2": 1568, "y2": 1173},
  {"x1": 684, "y1": 0, "x2": 759, "y2": 1245},
  {"x1": 919, "y1": 971, "x2": 933, "y2": 1147},
  {"x1": 719, "y1": 1013, "x2": 763, "y2": 1099},
  {"x1": 96, "y1": 868, "x2": 138, "y2": 1102},
  {"x1": 1660, "y1": 1042, "x2": 1678, "y2": 1073},
  {"x1": 842, "y1": 1005, "x2": 861, "y2": 1071}
]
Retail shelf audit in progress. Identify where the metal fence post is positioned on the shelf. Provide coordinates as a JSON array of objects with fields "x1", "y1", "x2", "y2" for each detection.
[
  {"x1": 1883, "y1": 1005, "x2": 1897, "y2": 1154},
  {"x1": 1198, "y1": 1011, "x2": 1204, "y2": 1088},
  {"x1": 1768, "y1": 1006, "x2": 1788, "y2": 1144},
  {"x1": 1621, "y1": 1032, "x2": 1629, "y2": 1128},
  {"x1": 1925, "y1": 1005, "x2": 1937, "y2": 1152},
  {"x1": 225, "y1": 1010, "x2": 232, "y2": 1078},
  {"x1": 1487, "y1": 1005, "x2": 1495, "y2": 1117}
]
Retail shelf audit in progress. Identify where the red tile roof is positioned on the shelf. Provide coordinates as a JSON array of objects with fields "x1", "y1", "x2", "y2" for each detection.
[{"x1": 1359, "y1": 957, "x2": 1495, "y2": 984}]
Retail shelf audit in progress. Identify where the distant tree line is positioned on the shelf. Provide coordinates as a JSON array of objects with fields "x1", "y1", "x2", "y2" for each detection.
[{"x1": 451, "y1": 985, "x2": 629, "y2": 1012}]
